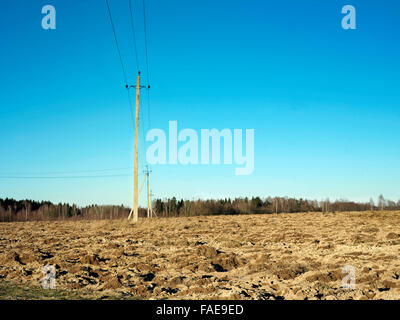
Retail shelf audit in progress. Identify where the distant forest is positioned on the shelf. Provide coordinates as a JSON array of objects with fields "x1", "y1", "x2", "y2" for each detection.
[
  {"x1": 0, "y1": 195, "x2": 399, "y2": 222},
  {"x1": 0, "y1": 198, "x2": 136, "y2": 222}
]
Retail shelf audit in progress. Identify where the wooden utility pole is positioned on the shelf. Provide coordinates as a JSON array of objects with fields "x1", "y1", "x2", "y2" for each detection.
[
  {"x1": 128, "y1": 72, "x2": 141, "y2": 223},
  {"x1": 133, "y1": 72, "x2": 140, "y2": 223},
  {"x1": 126, "y1": 71, "x2": 150, "y2": 223},
  {"x1": 133, "y1": 71, "x2": 140, "y2": 223}
]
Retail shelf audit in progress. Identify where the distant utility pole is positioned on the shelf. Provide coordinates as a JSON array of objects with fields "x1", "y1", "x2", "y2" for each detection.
[
  {"x1": 150, "y1": 190, "x2": 156, "y2": 218},
  {"x1": 147, "y1": 168, "x2": 149, "y2": 218},
  {"x1": 128, "y1": 71, "x2": 150, "y2": 224},
  {"x1": 145, "y1": 166, "x2": 152, "y2": 218}
]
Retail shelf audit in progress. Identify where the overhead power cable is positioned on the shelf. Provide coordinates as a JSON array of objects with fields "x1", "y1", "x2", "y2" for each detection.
[
  {"x1": 0, "y1": 167, "x2": 130, "y2": 176},
  {"x1": 142, "y1": 0, "x2": 150, "y2": 85},
  {"x1": 105, "y1": 0, "x2": 134, "y2": 125},
  {"x1": 105, "y1": 0, "x2": 128, "y2": 85},
  {"x1": 0, "y1": 174, "x2": 131, "y2": 180},
  {"x1": 142, "y1": 0, "x2": 151, "y2": 169},
  {"x1": 129, "y1": 0, "x2": 140, "y2": 71}
]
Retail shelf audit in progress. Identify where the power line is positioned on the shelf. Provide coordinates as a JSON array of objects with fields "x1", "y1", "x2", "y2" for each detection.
[
  {"x1": 129, "y1": 0, "x2": 140, "y2": 71},
  {"x1": 146, "y1": 85, "x2": 151, "y2": 140},
  {"x1": 141, "y1": 0, "x2": 151, "y2": 171},
  {"x1": 139, "y1": 96, "x2": 146, "y2": 171},
  {"x1": 105, "y1": 0, "x2": 128, "y2": 85},
  {"x1": 142, "y1": 0, "x2": 150, "y2": 85},
  {"x1": 0, "y1": 167, "x2": 130, "y2": 175},
  {"x1": 0, "y1": 174, "x2": 131, "y2": 180},
  {"x1": 139, "y1": 88, "x2": 151, "y2": 172},
  {"x1": 105, "y1": 0, "x2": 135, "y2": 126}
]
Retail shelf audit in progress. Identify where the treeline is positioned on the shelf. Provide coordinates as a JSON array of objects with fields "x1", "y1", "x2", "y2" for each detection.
[
  {"x1": 1, "y1": 195, "x2": 399, "y2": 222},
  {"x1": 0, "y1": 198, "x2": 146, "y2": 222},
  {"x1": 153, "y1": 194, "x2": 400, "y2": 217}
]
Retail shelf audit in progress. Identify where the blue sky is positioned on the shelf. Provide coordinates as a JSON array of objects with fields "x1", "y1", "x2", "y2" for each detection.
[{"x1": 1, "y1": 0, "x2": 399, "y2": 207}]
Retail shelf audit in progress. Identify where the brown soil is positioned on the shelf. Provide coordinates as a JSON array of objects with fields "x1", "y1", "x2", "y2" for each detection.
[{"x1": 1, "y1": 211, "x2": 400, "y2": 300}]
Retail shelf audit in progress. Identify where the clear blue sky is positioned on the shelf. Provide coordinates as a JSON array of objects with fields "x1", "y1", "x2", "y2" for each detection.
[{"x1": 1, "y1": 0, "x2": 399, "y2": 207}]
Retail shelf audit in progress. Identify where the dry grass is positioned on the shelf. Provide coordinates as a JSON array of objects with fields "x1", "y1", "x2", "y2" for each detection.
[{"x1": 1, "y1": 211, "x2": 400, "y2": 300}]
